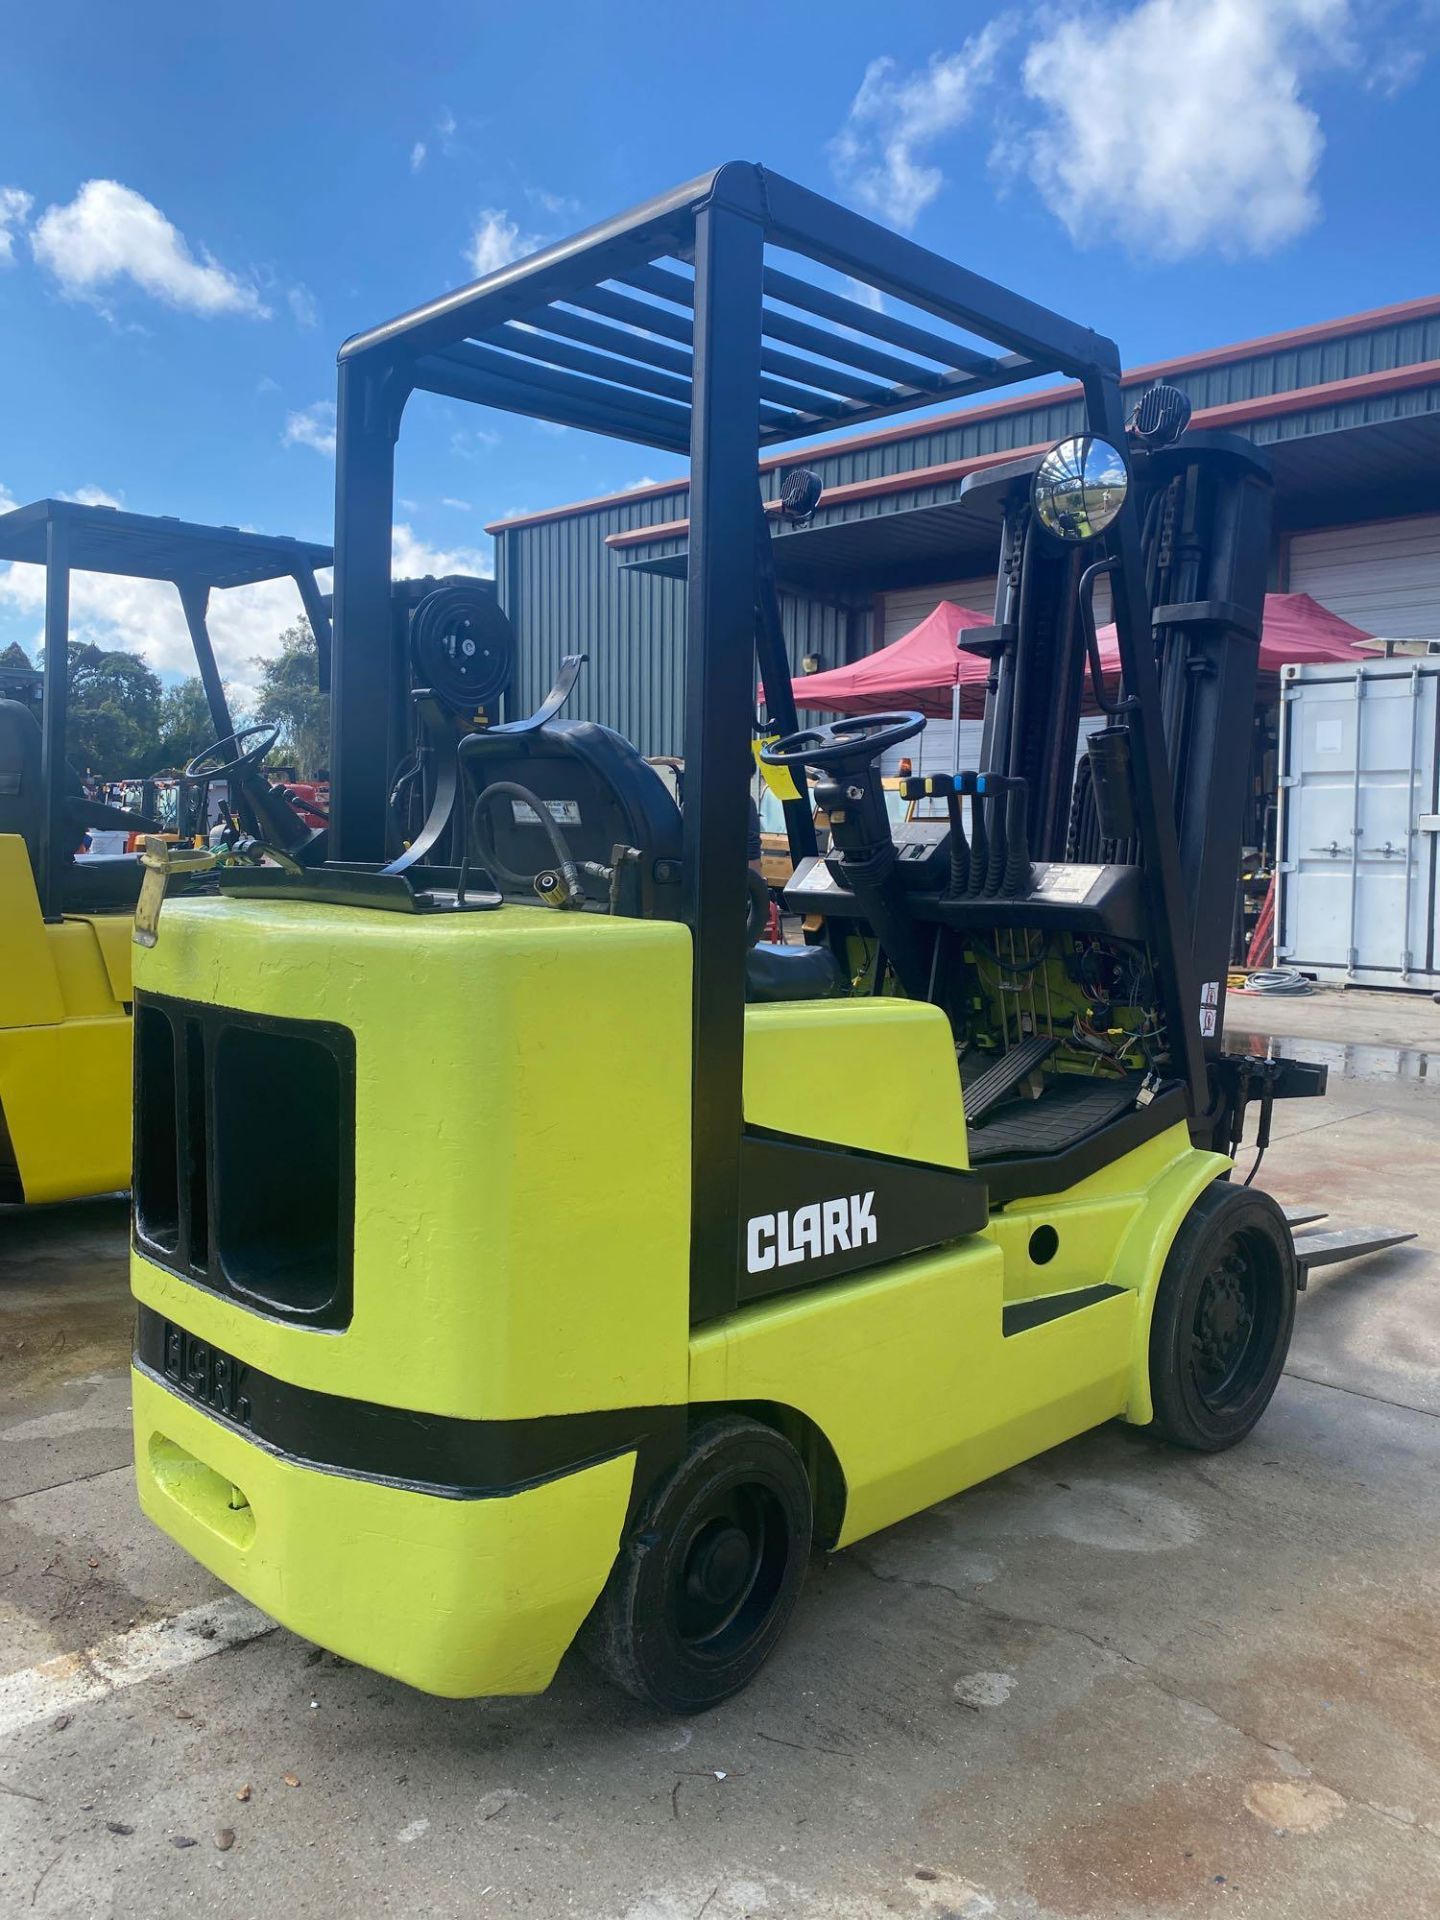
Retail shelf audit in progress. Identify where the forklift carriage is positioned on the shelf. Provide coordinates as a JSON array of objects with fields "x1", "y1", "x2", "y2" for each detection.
[{"x1": 132, "y1": 165, "x2": 1355, "y2": 1712}]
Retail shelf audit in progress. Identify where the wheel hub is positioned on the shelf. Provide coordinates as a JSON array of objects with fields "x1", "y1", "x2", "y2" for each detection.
[
  {"x1": 1192, "y1": 1243, "x2": 1263, "y2": 1400},
  {"x1": 685, "y1": 1521, "x2": 754, "y2": 1609}
]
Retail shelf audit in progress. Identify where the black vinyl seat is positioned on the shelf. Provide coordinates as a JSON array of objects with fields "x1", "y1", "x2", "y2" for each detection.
[
  {"x1": 744, "y1": 940, "x2": 844, "y2": 1003},
  {"x1": 460, "y1": 715, "x2": 844, "y2": 1002}
]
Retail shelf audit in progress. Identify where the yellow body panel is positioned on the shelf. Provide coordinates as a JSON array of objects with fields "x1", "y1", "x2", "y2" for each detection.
[
  {"x1": 132, "y1": 894, "x2": 693, "y2": 1419},
  {"x1": 689, "y1": 1119, "x2": 1224, "y2": 1545},
  {"x1": 744, "y1": 998, "x2": 967, "y2": 1167},
  {"x1": 129, "y1": 890, "x2": 1228, "y2": 1698},
  {"x1": 0, "y1": 834, "x2": 132, "y2": 1203},
  {"x1": 133, "y1": 1368, "x2": 634, "y2": 1696}
]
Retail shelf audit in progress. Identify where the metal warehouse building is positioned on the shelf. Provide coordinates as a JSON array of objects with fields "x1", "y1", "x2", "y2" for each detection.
[{"x1": 488, "y1": 294, "x2": 1440, "y2": 758}]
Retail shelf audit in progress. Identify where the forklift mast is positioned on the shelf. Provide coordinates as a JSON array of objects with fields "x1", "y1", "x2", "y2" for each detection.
[{"x1": 973, "y1": 433, "x2": 1276, "y2": 1102}]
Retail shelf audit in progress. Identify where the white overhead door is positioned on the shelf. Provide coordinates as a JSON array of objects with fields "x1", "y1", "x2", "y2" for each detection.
[
  {"x1": 882, "y1": 578, "x2": 997, "y2": 646},
  {"x1": 1288, "y1": 514, "x2": 1440, "y2": 642},
  {"x1": 882, "y1": 572, "x2": 1114, "y2": 647}
]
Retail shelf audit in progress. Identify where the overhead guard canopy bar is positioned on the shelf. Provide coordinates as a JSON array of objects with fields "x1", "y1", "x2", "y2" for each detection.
[{"x1": 342, "y1": 164, "x2": 1118, "y2": 455}]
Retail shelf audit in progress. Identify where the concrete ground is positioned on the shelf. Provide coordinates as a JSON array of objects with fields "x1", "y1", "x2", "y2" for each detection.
[{"x1": 2, "y1": 986, "x2": 1438, "y2": 1919}]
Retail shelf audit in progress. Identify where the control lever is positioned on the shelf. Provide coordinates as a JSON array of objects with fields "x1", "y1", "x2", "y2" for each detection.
[
  {"x1": 899, "y1": 773, "x2": 969, "y2": 897},
  {"x1": 960, "y1": 771, "x2": 988, "y2": 898},
  {"x1": 975, "y1": 774, "x2": 1034, "y2": 897}
]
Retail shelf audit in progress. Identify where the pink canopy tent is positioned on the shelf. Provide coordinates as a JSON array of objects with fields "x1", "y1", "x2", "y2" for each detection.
[
  {"x1": 791, "y1": 591, "x2": 1371, "y2": 722},
  {"x1": 790, "y1": 600, "x2": 995, "y2": 719},
  {"x1": 1089, "y1": 591, "x2": 1373, "y2": 686}
]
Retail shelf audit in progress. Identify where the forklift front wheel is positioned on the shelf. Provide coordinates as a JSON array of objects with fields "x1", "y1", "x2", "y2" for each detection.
[
  {"x1": 1148, "y1": 1183, "x2": 1297, "y2": 1453},
  {"x1": 582, "y1": 1417, "x2": 813, "y2": 1713}
]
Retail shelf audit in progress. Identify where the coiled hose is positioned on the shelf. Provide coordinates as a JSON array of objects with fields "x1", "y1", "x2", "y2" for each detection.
[{"x1": 1236, "y1": 967, "x2": 1313, "y2": 995}]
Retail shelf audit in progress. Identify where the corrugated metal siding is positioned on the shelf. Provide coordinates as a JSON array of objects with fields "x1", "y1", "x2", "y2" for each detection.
[
  {"x1": 494, "y1": 316, "x2": 1440, "y2": 754},
  {"x1": 497, "y1": 489, "x2": 866, "y2": 754},
  {"x1": 1288, "y1": 514, "x2": 1440, "y2": 638},
  {"x1": 499, "y1": 487, "x2": 689, "y2": 755}
]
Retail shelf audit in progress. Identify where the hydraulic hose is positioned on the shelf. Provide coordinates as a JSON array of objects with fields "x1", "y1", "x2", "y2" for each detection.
[{"x1": 470, "y1": 780, "x2": 585, "y2": 903}]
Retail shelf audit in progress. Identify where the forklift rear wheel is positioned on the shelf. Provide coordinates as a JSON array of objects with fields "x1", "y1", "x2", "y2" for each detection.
[
  {"x1": 1148, "y1": 1183, "x2": 1297, "y2": 1452},
  {"x1": 582, "y1": 1417, "x2": 813, "y2": 1713}
]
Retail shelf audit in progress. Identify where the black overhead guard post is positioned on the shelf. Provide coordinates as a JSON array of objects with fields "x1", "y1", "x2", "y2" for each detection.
[
  {"x1": 683, "y1": 192, "x2": 767, "y2": 1325},
  {"x1": 753, "y1": 500, "x2": 819, "y2": 867},
  {"x1": 176, "y1": 581, "x2": 235, "y2": 744},
  {"x1": 38, "y1": 514, "x2": 70, "y2": 922},
  {"x1": 291, "y1": 567, "x2": 334, "y2": 697},
  {"x1": 331, "y1": 355, "x2": 405, "y2": 863}
]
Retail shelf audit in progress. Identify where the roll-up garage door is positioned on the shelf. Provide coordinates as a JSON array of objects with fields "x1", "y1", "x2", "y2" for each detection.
[
  {"x1": 882, "y1": 579, "x2": 997, "y2": 646},
  {"x1": 881, "y1": 572, "x2": 1113, "y2": 647},
  {"x1": 1287, "y1": 515, "x2": 1440, "y2": 641}
]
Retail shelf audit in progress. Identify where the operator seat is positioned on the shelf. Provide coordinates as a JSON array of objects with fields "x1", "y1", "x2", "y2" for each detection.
[
  {"x1": 0, "y1": 697, "x2": 154, "y2": 912},
  {"x1": 459, "y1": 717, "x2": 843, "y2": 1001}
]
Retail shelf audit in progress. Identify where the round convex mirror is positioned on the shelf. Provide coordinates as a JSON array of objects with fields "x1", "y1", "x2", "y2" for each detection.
[{"x1": 1032, "y1": 435, "x2": 1129, "y2": 542}]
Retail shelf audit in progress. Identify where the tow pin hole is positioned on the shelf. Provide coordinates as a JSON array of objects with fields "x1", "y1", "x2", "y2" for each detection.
[{"x1": 1029, "y1": 1225, "x2": 1059, "y2": 1265}]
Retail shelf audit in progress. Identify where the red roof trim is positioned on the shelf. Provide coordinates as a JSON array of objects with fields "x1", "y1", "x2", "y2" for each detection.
[
  {"x1": 487, "y1": 298, "x2": 1440, "y2": 535},
  {"x1": 602, "y1": 359, "x2": 1440, "y2": 554}
]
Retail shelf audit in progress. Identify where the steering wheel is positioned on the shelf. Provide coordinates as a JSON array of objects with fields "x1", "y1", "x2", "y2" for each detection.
[
  {"x1": 759, "y1": 711, "x2": 925, "y2": 772},
  {"x1": 183, "y1": 722, "x2": 281, "y2": 782}
]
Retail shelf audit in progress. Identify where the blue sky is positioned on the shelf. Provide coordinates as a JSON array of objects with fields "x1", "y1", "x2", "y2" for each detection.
[{"x1": 1, "y1": 0, "x2": 1436, "y2": 693}]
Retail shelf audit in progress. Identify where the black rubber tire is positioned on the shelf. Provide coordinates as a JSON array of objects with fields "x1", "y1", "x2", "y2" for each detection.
[
  {"x1": 1148, "y1": 1181, "x2": 1297, "y2": 1452},
  {"x1": 581, "y1": 1417, "x2": 812, "y2": 1714}
]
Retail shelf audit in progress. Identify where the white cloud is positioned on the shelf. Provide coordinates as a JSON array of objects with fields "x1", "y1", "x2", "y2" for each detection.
[
  {"x1": 287, "y1": 283, "x2": 319, "y2": 328},
  {"x1": 1019, "y1": 0, "x2": 1355, "y2": 259},
  {"x1": 392, "y1": 523, "x2": 492, "y2": 581},
  {"x1": 283, "y1": 401, "x2": 337, "y2": 457},
  {"x1": 451, "y1": 425, "x2": 501, "y2": 458},
  {"x1": 30, "y1": 179, "x2": 269, "y2": 317},
  {"x1": 58, "y1": 485, "x2": 124, "y2": 509},
  {"x1": 410, "y1": 140, "x2": 428, "y2": 173},
  {"x1": 437, "y1": 108, "x2": 457, "y2": 141},
  {"x1": 0, "y1": 557, "x2": 331, "y2": 704},
  {"x1": 828, "y1": 22, "x2": 1012, "y2": 227},
  {"x1": 441, "y1": 497, "x2": 472, "y2": 510},
  {"x1": 466, "y1": 208, "x2": 543, "y2": 279},
  {"x1": 0, "y1": 496, "x2": 491, "y2": 696},
  {"x1": 0, "y1": 479, "x2": 18, "y2": 513},
  {"x1": 526, "y1": 186, "x2": 580, "y2": 218},
  {"x1": 0, "y1": 186, "x2": 32, "y2": 265},
  {"x1": 1367, "y1": 39, "x2": 1425, "y2": 95},
  {"x1": 844, "y1": 276, "x2": 886, "y2": 314}
]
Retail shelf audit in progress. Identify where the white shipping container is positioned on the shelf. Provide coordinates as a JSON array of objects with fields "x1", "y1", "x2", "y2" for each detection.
[{"x1": 1276, "y1": 658, "x2": 1440, "y2": 990}]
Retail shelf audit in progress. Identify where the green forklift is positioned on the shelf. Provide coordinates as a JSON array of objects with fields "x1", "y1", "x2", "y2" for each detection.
[{"x1": 128, "y1": 165, "x2": 1405, "y2": 1712}]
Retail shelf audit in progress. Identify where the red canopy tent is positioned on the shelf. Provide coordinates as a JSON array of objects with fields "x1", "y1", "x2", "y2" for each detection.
[
  {"x1": 790, "y1": 591, "x2": 1371, "y2": 720},
  {"x1": 1089, "y1": 591, "x2": 1373, "y2": 685},
  {"x1": 790, "y1": 601, "x2": 994, "y2": 718}
]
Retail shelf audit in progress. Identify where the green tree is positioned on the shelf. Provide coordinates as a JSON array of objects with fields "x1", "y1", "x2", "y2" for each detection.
[
  {"x1": 0, "y1": 640, "x2": 34, "y2": 672},
  {"x1": 153, "y1": 676, "x2": 222, "y2": 773},
  {"x1": 253, "y1": 619, "x2": 328, "y2": 778},
  {"x1": 61, "y1": 641, "x2": 163, "y2": 776}
]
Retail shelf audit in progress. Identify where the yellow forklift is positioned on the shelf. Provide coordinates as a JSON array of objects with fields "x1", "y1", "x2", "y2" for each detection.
[
  {"x1": 0, "y1": 500, "x2": 332, "y2": 1205},
  {"x1": 129, "y1": 166, "x2": 1408, "y2": 1711}
]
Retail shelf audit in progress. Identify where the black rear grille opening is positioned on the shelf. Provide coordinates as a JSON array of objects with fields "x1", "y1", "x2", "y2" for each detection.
[
  {"x1": 212, "y1": 1023, "x2": 349, "y2": 1322},
  {"x1": 132, "y1": 991, "x2": 354, "y2": 1330},
  {"x1": 183, "y1": 1019, "x2": 209, "y2": 1269},
  {"x1": 134, "y1": 1005, "x2": 180, "y2": 1251}
]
